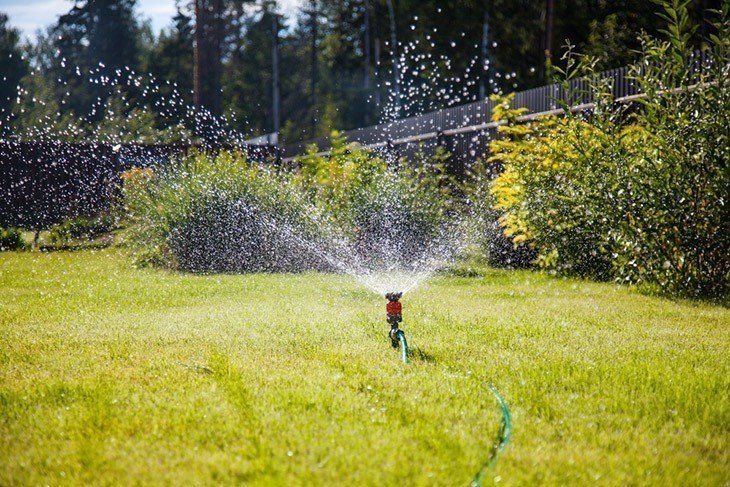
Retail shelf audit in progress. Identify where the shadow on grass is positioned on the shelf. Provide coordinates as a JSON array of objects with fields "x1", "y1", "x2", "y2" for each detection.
[{"x1": 409, "y1": 346, "x2": 435, "y2": 363}]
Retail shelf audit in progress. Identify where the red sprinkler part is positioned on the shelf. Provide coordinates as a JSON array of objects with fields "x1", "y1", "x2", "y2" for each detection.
[
  {"x1": 386, "y1": 300, "x2": 402, "y2": 315},
  {"x1": 385, "y1": 292, "x2": 403, "y2": 324}
]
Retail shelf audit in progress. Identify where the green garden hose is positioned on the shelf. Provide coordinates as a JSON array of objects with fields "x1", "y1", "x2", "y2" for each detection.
[
  {"x1": 470, "y1": 381, "x2": 511, "y2": 486},
  {"x1": 396, "y1": 330, "x2": 511, "y2": 486},
  {"x1": 395, "y1": 329, "x2": 409, "y2": 364}
]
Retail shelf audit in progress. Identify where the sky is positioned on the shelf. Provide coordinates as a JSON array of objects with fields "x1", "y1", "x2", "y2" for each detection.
[{"x1": 0, "y1": 0, "x2": 304, "y2": 41}]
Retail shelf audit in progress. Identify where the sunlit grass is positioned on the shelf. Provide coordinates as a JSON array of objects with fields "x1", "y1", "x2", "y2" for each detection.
[{"x1": 1, "y1": 250, "x2": 728, "y2": 485}]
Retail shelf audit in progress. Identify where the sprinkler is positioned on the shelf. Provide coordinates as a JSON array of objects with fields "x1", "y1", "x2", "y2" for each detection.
[
  {"x1": 385, "y1": 292, "x2": 408, "y2": 363},
  {"x1": 385, "y1": 292, "x2": 403, "y2": 348}
]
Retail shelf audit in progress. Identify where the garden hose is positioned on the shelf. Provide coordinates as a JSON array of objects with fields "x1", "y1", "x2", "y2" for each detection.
[
  {"x1": 470, "y1": 381, "x2": 511, "y2": 486},
  {"x1": 395, "y1": 329, "x2": 409, "y2": 364},
  {"x1": 395, "y1": 332, "x2": 511, "y2": 486},
  {"x1": 388, "y1": 297, "x2": 510, "y2": 483}
]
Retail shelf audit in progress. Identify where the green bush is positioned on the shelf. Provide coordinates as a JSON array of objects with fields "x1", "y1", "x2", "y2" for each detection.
[
  {"x1": 294, "y1": 133, "x2": 461, "y2": 269},
  {"x1": 460, "y1": 161, "x2": 536, "y2": 268},
  {"x1": 488, "y1": 1, "x2": 729, "y2": 299},
  {"x1": 122, "y1": 135, "x2": 466, "y2": 274},
  {"x1": 605, "y1": 2, "x2": 730, "y2": 298},
  {"x1": 122, "y1": 151, "x2": 331, "y2": 272},
  {"x1": 0, "y1": 228, "x2": 25, "y2": 251},
  {"x1": 47, "y1": 215, "x2": 116, "y2": 246},
  {"x1": 489, "y1": 103, "x2": 618, "y2": 278}
]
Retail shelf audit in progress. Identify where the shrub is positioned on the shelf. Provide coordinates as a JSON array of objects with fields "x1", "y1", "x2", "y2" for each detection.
[
  {"x1": 488, "y1": 1, "x2": 729, "y2": 299},
  {"x1": 47, "y1": 215, "x2": 116, "y2": 246},
  {"x1": 460, "y1": 161, "x2": 536, "y2": 268},
  {"x1": 0, "y1": 228, "x2": 25, "y2": 251},
  {"x1": 122, "y1": 139, "x2": 466, "y2": 274},
  {"x1": 294, "y1": 133, "x2": 462, "y2": 270},
  {"x1": 122, "y1": 151, "x2": 332, "y2": 272},
  {"x1": 488, "y1": 103, "x2": 617, "y2": 278}
]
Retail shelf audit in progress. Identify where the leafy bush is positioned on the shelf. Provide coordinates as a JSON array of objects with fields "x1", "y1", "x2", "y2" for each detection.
[
  {"x1": 123, "y1": 133, "x2": 467, "y2": 275},
  {"x1": 489, "y1": 103, "x2": 617, "y2": 278},
  {"x1": 489, "y1": 1, "x2": 729, "y2": 299},
  {"x1": 606, "y1": 23, "x2": 729, "y2": 297},
  {"x1": 122, "y1": 151, "x2": 331, "y2": 272},
  {"x1": 460, "y1": 161, "x2": 536, "y2": 268},
  {"x1": 0, "y1": 228, "x2": 25, "y2": 251},
  {"x1": 294, "y1": 132, "x2": 462, "y2": 270},
  {"x1": 47, "y1": 215, "x2": 116, "y2": 246}
]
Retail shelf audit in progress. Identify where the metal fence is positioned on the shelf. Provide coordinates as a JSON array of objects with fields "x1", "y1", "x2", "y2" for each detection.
[{"x1": 280, "y1": 49, "x2": 713, "y2": 169}]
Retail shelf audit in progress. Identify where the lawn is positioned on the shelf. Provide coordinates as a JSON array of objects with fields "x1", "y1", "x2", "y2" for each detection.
[{"x1": 1, "y1": 249, "x2": 728, "y2": 486}]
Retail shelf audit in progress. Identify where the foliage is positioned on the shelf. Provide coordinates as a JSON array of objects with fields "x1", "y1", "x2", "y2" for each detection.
[
  {"x1": 0, "y1": 14, "x2": 28, "y2": 137},
  {"x1": 295, "y1": 132, "x2": 384, "y2": 231},
  {"x1": 605, "y1": 0, "x2": 730, "y2": 298},
  {"x1": 120, "y1": 130, "x2": 463, "y2": 273},
  {"x1": 460, "y1": 160, "x2": 536, "y2": 268},
  {"x1": 293, "y1": 132, "x2": 459, "y2": 262},
  {"x1": 222, "y1": 4, "x2": 282, "y2": 136},
  {"x1": 489, "y1": 100, "x2": 616, "y2": 278},
  {"x1": 92, "y1": 89, "x2": 191, "y2": 144},
  {"x1": 143, "y1": 6, "x2": 194, "y2": 123},
  {"x1": 489, "y1": 1, "x2": 729, "y2": 298},
  {"x1": 10, "y1": 73, "x2": 86, "y2": 142},
  {"x1": 44, "y1": 0, "x2": 142, "y2": 120},
  {"x1": 46, "y1": 215, "x2": 116, "y2": 246},
  {"x1": 12, "y1": 0, "x2": 702, "y2": 142},
  {"x1": 121, "y1": 151, "x2": 329, "y2": 272},
  {"x1": 0, "y1": 227, "x2": 25, "y2": 251}
]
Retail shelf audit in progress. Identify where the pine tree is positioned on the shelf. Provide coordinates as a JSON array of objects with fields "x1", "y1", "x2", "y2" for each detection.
[
  {"x1": 46, "y1": 0, "x2": 142, "y2": 120},
  {"x1": 0, "y1": 13, "x2": 28, "y2": 135},
  {"x1": 146, "y1": 5, "x2": 195, "y2": 124}
]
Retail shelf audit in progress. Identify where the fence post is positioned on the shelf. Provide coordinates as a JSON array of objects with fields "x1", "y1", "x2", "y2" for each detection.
[
  {"x1": 385, "y1": 139, "x2": 399, "y2": 169},
  {"x1": 436, "y1": 128, "x2": 444, "y2": 150}
]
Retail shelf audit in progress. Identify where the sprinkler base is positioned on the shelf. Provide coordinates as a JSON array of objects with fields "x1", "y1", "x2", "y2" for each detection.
[{"x1": 389, "y1": 326, "x2": 400, "y2": 348}]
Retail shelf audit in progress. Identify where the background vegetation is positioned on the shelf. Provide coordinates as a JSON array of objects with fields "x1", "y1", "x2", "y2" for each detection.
[
  {"x1": 1, "y1": 1, "x2": 727, "y2": 302},
  {"x1": 294, "y1": 134, "x2": 458, "y2": 254},
  {"x1": 120, "y1": 138, "x2": 459, "y2": 273},
  {"x1": 0, "y1": 1, "x2": 724, "y2": 142},
  {"x1": 488, "y1": 1, "x2": 729, "y2": 299},
  {"x1": 120, "y1": 152, "x2": 325, "y2": 271}
]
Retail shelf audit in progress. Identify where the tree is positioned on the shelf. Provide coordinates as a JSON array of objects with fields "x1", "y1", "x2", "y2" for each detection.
[
  {"x1": 93, "y1": 87, "x2": 191, "y2": 143},
  {"x1": 222, "y1": 3, "x2": 278, "y2": 135},
  {"x1": 11, "y1": 72, "x2": 85, "y2": 141},
  {"x1": 0, "y1": 13, "x2": 28, "y2": 135},
  {"x1": 193, "y1": 0, "x2": 225, "y2": 118},
  {"x1": 46, "y1": 0, "x2": 143, "y2": 119},
  {"x1": 146, "y1": 5, "x2": 195, "y2": 125}
]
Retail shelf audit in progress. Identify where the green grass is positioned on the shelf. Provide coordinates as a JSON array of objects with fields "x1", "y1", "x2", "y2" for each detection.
[{"x1": 1, "y1": 250, "x2": 728, "y2": 486}]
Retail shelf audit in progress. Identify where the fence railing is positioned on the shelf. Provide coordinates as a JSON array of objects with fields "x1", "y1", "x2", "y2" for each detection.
[{"x1": 280, "y1": 49, "x2": 713, "y2": 166}]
